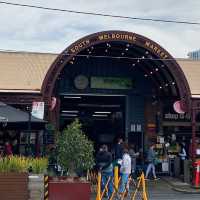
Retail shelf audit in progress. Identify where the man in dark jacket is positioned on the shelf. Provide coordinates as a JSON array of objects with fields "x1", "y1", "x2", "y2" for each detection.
[
  {"x1": 96, "y1": 145, "x2": 113, "y2": 198},
  {"x1": 114, "y1": 138, "x2": 123, "y2": 165}
]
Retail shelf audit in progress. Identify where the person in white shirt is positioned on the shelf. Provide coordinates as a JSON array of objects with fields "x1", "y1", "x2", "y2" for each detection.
[
  {"x1": 179, "y1": 143, "x2": 187, "y2": 174},
  {"x1": 119, "y1": 144, "x2": 131, "y2": 195}
]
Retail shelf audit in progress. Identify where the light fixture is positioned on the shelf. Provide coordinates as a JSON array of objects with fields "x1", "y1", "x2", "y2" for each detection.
[
  {"x1": 95, "y1": 111, "x2": 111, "y2": 114},
  {"x1": 121, "y1": 52, "x2": 125, "y2": 56},
  {"x1": 142, "y1": 56, "x2": 145, "y2": 59},
  {"x1": 137, "y1": 59, "x2": 140, "y2": 63},
  {"x1": 161, "y1": 65, "x2": 164, "y2": 68},
  {"x1": 155, "y1": 68, "x2": 159, "y2": 71},
  {"x1": 61, "y1": 114, "x2": 78, "y2": 117},
  {"x1": 145, "y1": 51, "x2": 149, "y2": 54},
  {"x1": 92, "y1": 114, "x2": 108, "y2": 117},
  {"x1": 62, "y1": 110, "x2": 79, "y2": 113},
  {"x1": 150, "y1": 71, "x2": 153, "y2": 74},
  {"x1": 144, "y1": 74, "x2": 148, "y2": 77},
  {"x1": 125, "y1": 48, "x2": 129, "y2": 51},
  {"x1": 172, "y1": 82, "x2": 175, "y2": 85},
  {"x1": 165, "y1": 83, "x2": 169, "y2": 87},
  {"x1": 105, "y1": 49, "x2": 108, "y2": 53},
  {"x1": 64, "y1": 96, "x2": 82, "y2": 99},
  {"x1": 126, "y1": 44, "x2": 130, "y2": 47},
  {"x1": 159, "y1": 86, "x2": 162, "y2": 89},
  {"x1": 132, "y1": 63, "x2": 136, "y2": 66}
]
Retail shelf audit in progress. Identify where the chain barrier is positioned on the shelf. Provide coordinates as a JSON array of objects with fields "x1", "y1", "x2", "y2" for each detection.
[{"x1": 88, "y1": 166, "x2": 148, "y2": 200}]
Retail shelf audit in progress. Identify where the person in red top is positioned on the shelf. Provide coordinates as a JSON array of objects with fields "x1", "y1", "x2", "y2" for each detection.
[{"x1": 5, "y1": 141, "x2": 13, "y2": 156}]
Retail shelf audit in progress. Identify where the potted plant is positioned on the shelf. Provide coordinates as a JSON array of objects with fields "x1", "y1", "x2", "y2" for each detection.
[
  {"x1": 48, "y1": 119, "x2": 95, "y2": 200},
  {"x1": 0, "y1": 156, "x2": 29, "y2": 200},
  {"x1": 0, "y1": 156, "x2": 48, "y2": 200}
]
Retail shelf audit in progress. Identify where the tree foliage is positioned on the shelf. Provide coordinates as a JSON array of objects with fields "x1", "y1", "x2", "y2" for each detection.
[{"x1": 57, "y1": 119, "x2": 94, "y2": 176}]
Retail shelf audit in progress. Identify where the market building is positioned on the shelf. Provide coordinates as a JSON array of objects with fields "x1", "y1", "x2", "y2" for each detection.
[{"x1": 0, "y1": 30, "x2": 200, "y2": 163}]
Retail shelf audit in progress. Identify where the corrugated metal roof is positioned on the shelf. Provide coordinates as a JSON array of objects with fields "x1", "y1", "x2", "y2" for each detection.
[
  {"x1": 0, "y1": 51, "x2": 200, "y2": 97},
  {"x1": 0, "y1": 51, "x2": 57, "y2": 93}
]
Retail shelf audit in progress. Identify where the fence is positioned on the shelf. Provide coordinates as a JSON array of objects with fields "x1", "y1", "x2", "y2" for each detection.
[{"x1": 87, "y1": 166, "x2": 148, "y2": 200}]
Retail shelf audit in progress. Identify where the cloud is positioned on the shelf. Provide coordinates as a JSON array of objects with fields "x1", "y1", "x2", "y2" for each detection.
[{"x1": 0, "y1": 0, "x2": 199, "y2": 57}]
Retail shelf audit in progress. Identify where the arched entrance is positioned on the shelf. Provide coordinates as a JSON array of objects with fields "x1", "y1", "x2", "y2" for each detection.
[{"x1": 42, "y1": 30, "x2": 192, "y2": 151}]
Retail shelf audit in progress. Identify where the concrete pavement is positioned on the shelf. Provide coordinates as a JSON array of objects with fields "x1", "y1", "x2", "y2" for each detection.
[{"x1": 91, "y1": 177, "x2": 200, "y2": 199}]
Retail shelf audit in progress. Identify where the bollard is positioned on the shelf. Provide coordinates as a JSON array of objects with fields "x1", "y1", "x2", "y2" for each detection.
[
  {"x1": 44, "y1": 175, "x2": 49, "y2": 200},
  {"x1": 193, "y1": 160, "x2": 200, "y2": 188},
  {"x1": 114, "y1": 166, "x2": 119, "y2": 190},
  {"x1": 96, "y1": 171, "x2": 101, "y2": 200}
]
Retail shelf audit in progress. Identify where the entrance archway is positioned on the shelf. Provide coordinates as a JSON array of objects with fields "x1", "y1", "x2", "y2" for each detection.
[
  {"x1": 42, "y1": 30, "x2": 191, "y2": 111},
  {"x1": 42, "y1": 30, "x2": 192, "y2": 150}
]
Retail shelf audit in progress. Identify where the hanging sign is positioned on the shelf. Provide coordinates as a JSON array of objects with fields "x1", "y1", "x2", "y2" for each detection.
[
  {"x1": 50, "y1": 97, "x2": 57, "y2": 111},
  {"x1": 31, "y1": 102, "x2": 44, "y2": 119},
  {"x1": 173, "y1": 100, "x2": 185, "y2": 114}
]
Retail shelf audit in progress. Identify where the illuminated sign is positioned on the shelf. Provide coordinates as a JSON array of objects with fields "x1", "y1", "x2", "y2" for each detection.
[{"x1": 91, "y1": 76, "x2": 133, "y2": 90}]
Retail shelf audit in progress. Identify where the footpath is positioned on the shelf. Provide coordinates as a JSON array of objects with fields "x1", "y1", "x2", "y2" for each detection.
[{"x1": 162, "y1": 176, "x2": 200, "y2": 194}]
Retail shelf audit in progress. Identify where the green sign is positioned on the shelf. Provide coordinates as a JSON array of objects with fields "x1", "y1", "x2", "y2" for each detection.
[{"x1": 91, "y1": 76, "x2": 133, "y2": 89}]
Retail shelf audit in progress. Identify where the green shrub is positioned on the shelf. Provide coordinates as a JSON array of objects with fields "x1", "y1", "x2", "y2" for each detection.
[
  {"x1": 0, "y1": 156, "x2": 48, "y2": 173},
  {"x1": 29, "y1": 157, "x2": 48, "y2": 174},
  {"x1": 57, "y1": 119, "x2": 95, "y2": 176}
]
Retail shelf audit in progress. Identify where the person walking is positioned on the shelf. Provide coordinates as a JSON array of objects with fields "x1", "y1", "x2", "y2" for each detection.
[
  {"x1": 96, "y1": 145, "x2": 113, "y2": 199},
  {"x1": 114, "y1": 138, "x2": 123, "y2": 166},
  {"x1": 179, "y1": 142, "x2": 187, "y2": 175},
  {"x1": 129, "y1": 144, "x2": 139, "y2": 179},
  {"x1": 119, "y1": 144, "x2": 131, "y2": 196},
  {"x1": 145, "y1": 144, "x2": 159, "y2": 180}
]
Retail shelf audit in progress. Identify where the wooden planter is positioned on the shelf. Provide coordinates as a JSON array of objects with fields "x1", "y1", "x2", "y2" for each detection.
[
  {"x1": 49, "y1": 179, "x2": 91, "y2": 200},
  {"x1": 0, "y1": 172, "x2": 29, "y2": 200}
]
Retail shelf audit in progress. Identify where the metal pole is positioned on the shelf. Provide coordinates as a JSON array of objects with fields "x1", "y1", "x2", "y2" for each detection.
[
  {"x1": 27, "y1": 106, "x2": 31, "y2": 156},
  {"x1": 191, "y1": 107, "x2": 196, "y2": 160}
]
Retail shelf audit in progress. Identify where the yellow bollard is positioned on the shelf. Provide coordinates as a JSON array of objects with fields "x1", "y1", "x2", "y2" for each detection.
[
  {"x1": 114, "y1": 166, "x2": 119, "y2": 190},
  {"x1": 96, "y1": 171, "x2": 101, "y2": 200},
  {"x1": 142, "y1": 173, "x2": 148, "y2": 200}
]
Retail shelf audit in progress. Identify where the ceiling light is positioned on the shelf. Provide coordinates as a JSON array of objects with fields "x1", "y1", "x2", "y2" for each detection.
[
  {"x1": 105, "y1": 49, "x2": 108, "y2": 53},
  {"x1": 144, "y1": 74, "x2": 148, "y2": 77},
  {"x1": 150, "y1": 71, "x2": 153, "y2": 74},
  {"x1": 95, "y1": 111, "x2": 111, "y2": 114},
  {"x1": 64, "y1": 96, "x2": 82, "y2": 99},
  {"x1": 155, "y1": 68, "x2": 159, "y2": 71},
  {"x1": 159, "y1": 86, "x2": 162, "y2": 89},
  {"x1": 126, "y1": 44, "x2": 130, "y2": 47},
  {"x1": 121, "y1": 52, "x2": 125, "y2": 56},
  {"x1": 62, "y1": 110, "x2": 79, "y2": 113},
  {"x1": 125, "y1": 48, "x2": 129, "y2": 51},
  {"x1": 165, "y1": 83, "x2": 169, "y2": 87},
  {"x1": 172, "y1": 82, "x2": 175, "y2": 85},
  {"x1": 137, "y1": 59, "x2": 140, "y2": 63},
  {"x1": 61, "y1": 114, "x2": 78, "y2": 117},
  {"x1": 145, "y1": 51, "x2": 149, "y2": 54},
  {"x1": 132, "y1": 63, "x2": 136, "y2": 66},
  {"x1": 92, "y1": 114, "x2": 108, "y2": 117}
]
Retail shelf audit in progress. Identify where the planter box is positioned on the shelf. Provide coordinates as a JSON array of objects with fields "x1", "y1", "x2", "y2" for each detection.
[
  {"x1": 0, "y1": 172, "x2": 29, "y2": 200},
  {"x1": 49, "y1": 180, "x2": 91, "y2": 200}
]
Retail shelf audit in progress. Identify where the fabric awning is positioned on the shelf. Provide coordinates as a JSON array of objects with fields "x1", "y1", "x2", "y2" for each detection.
[{"x1": 0, "y1": 102, "x2": 45, "y2": 123}]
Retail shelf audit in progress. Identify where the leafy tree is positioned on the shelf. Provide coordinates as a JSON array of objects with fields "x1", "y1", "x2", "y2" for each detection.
[{"x1": 57, "y1": 119, "x2": 94, "y2": 176}]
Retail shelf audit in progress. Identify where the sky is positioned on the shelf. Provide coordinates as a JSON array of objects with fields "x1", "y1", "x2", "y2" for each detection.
[{"x1": 0, "y1": 0, "x2": 200, "y2": 58}]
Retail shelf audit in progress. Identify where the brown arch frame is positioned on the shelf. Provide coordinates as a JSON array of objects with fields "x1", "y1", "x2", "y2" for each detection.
[{"x1": 42, "y1": 30, "x2": 191, "y2": 111}]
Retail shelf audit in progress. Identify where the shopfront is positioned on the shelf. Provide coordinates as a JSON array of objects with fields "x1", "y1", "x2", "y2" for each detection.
[
  {"x1": 41, "y1": 30, "x2": 194, "y2": 152},
  {"x1": 1, "y1": 30, "x2": 200, "y2": 166}
]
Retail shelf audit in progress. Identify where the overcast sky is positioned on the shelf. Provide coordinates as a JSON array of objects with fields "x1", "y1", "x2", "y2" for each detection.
[{"x1": 0, "y1": 0, "x2": 199, "y2": 58}]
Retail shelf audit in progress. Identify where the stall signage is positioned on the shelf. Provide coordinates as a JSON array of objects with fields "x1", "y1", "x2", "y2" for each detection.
[
  {"x1": 91, "y1": 76, "x2": 133, "y2": 90},
  {"x1": 164, "y1": 113, "x2": 190, "y2": 121},
  {"x1": 68, "y1": 31, "x2": 169, "y2": 59},
  {"x1": 32, "y1": 101, "x2": 44, "y2": 120}
]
